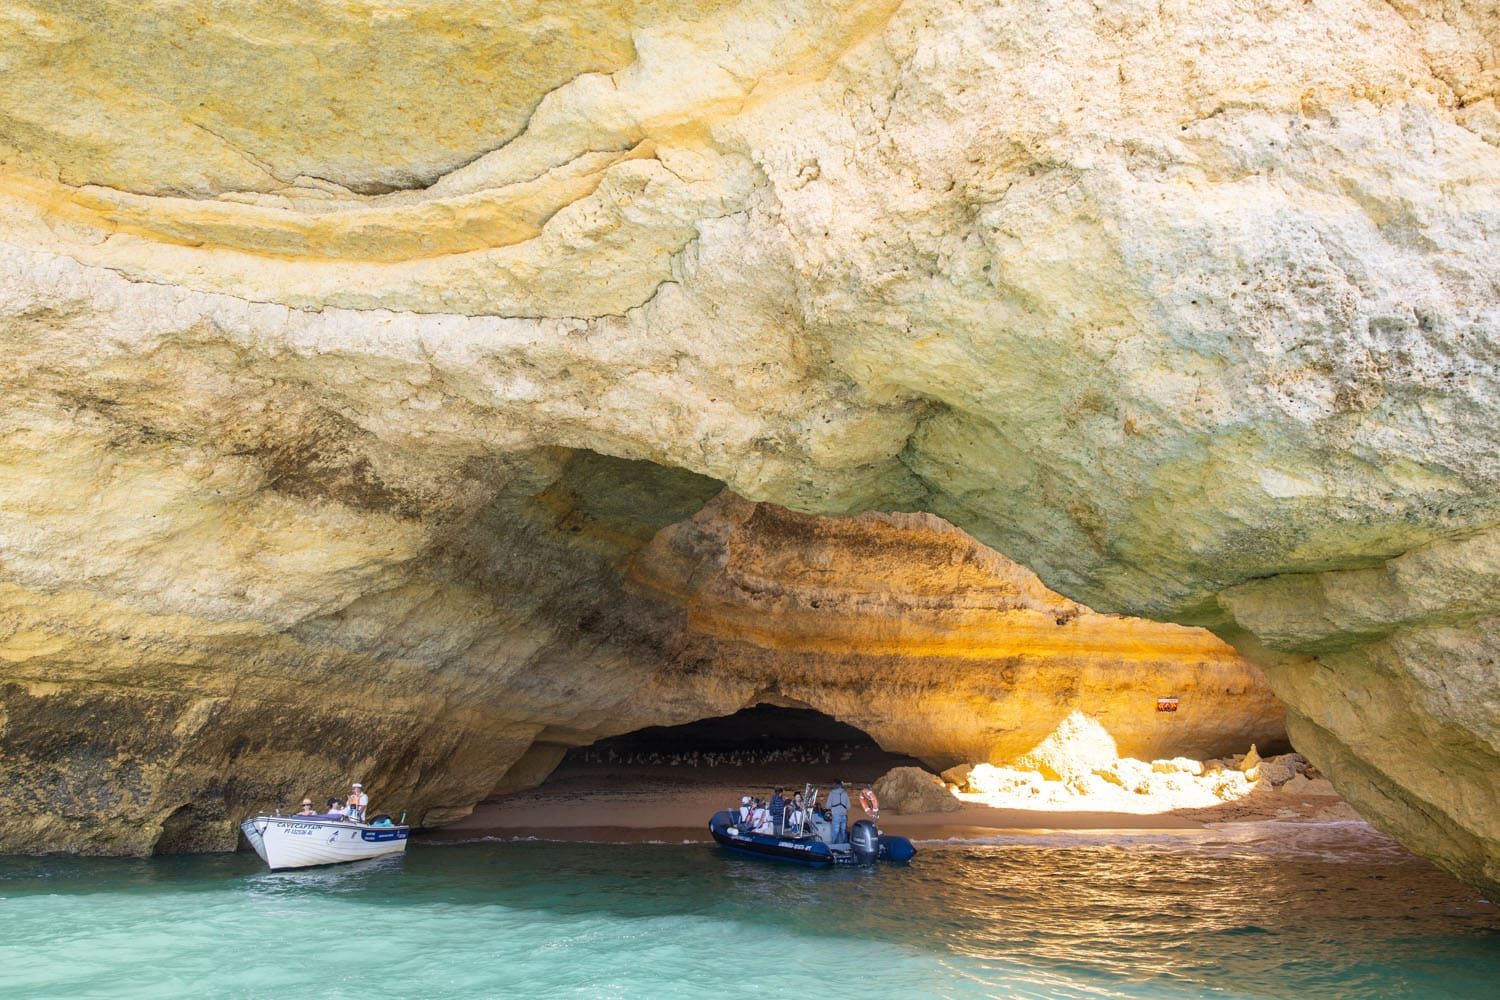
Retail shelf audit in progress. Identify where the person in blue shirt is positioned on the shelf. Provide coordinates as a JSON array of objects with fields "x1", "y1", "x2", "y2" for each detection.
[{"x1": 768, "y1": 788, "x2": 785, "y2": 831}]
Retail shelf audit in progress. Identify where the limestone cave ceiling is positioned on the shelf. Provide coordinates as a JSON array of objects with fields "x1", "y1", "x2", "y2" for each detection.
[{"x1": 0, "y1": 0, "x2": 1497, "y2": 892}]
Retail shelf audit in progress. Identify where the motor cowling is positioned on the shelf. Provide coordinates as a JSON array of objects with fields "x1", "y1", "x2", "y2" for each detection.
[
  {"x1": 709, "y1": 810, "x2": 739, "y2": 835},
  {"x1": 878, "y1": 834, "x2": 917, "y2": 863},
  {"x1": 850, "y1": 820, "x2": 880, "y2": 863}
]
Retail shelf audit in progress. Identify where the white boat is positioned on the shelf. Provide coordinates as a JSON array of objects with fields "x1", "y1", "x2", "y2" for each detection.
[{"x1": 241, "y1": 815, "x2": 409, "y2": 870}]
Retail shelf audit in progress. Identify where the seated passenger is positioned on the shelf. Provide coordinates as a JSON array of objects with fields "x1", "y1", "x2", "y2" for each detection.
[
  {"x1": 295, "y1": 799, "x2": 318, "y2": 816},
  {"x1": 738, "y1": 795, "x2": 754, "y2": 825},
  {"x1": 325, "y1": 797, "x2": 348, "y2": 820}
]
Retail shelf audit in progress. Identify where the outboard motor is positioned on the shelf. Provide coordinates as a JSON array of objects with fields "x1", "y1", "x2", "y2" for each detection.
[
  {"x1": 850, "y1": 820, "x2": 880, "y2": 864},
  {"x1": 709, "y1": 810, "x2": 739, "y2": 835},
  {"x1": 878, "y1": 834, "x2": 917, "y2": 863}
]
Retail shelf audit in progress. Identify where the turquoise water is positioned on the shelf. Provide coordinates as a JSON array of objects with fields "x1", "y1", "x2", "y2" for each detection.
[{"x1": 2, "y1": 823, "x2": 1497, "y2": 999}]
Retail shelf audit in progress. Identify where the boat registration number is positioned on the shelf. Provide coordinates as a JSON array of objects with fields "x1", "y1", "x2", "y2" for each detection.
[{"x1": 361, "y1": 829, "x2": 409, "y2": 842}]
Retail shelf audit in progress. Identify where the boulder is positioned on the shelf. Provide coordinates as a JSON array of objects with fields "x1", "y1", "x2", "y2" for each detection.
[
  {"x1": 1211, "y1": 770, "x2": 1253, "y2": 801},
  {"x1": 1104, "y1": 758, "x2": 1155, "y2": 794},
  {"x1": 1257, "y1": 760, "x2": 1296, "y2": 786},
  {"x1": 1239, "y1": 744, "x2": 1262, "y2": 776},
  {"x1": 940, "y1": 763, "x2": 975, "y2": 790},
  {"x1": 966, "y1": 763, "x2": 1042, "y2": 796},
  {"x1": 1257, "y1": 753, "x2": 1308, "y2": 787},
  {"x1": 874, "y1": 767, "x2": 962, "y2": 814},
  {"x1": 1015, "y1": 711, "x2": 1122, "y2": 780},
  {"x1": 1151, "y1": 757, "x2": 1205, "y2": 777}
]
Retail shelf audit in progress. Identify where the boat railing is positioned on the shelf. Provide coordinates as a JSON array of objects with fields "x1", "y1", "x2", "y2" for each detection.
[
  {"x1": 734, "y1": 783, "x2": 829, "y2": 841},
  {"x1": 249, "y1": 814, "x2": 407, "y2": 831}
]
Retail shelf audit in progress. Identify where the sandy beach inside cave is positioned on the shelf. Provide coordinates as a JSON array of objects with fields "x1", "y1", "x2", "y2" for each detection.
[{"x1": 427, "y1": 754, "x2": 1359, "y2": 845}]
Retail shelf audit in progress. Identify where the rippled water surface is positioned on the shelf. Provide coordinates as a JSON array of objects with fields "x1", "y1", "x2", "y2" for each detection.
[{"x1": 2, "y1": 822, "x2": 1496, "y2": 999}]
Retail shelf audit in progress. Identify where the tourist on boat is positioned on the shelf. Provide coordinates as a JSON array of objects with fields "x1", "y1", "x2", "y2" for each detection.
[
  {"x1": 768, "y1": 788, "x2": 785, "y2": 830},
  {"x1": 826, "y1": 779, "x2": 851, "y2": 843},
  {"x1": 295, "y1": 799, "x2": 318, "y2": 816},
  {"x1": 786, "y1": 791, "x2": 806, "y2": 832},
  {"x1": 738, "y1": 795, "x2": 754, "y2": 825},
  {"x1": 325, "y1": 797, "x2": 348, "y2": 820},
  {"x1": 347, "y1": 782, "x2": 369, "y2": 821},
  {"x1": 751, "y1": 800, "x2": 773, "y2": 834}
]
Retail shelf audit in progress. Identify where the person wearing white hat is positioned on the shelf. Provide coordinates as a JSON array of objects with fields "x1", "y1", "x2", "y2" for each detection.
[
  {"x1": 347, "y1": 782, "x2": 369, "y2": 822},
  {"x1": 738, "y1": 795, "x2": 753, "y2": 825}
]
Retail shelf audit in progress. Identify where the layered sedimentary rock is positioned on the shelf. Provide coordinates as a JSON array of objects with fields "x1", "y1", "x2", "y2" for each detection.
[
  {"x1": 0, "y1": 447, "x2": 1278, "y2": 853},
  {"x1": 0, "y1": 1, "x2": 1497, "y2": 889},
  {"x1": 630, "y1": 495, "x2": 1282, "y2": 765}
]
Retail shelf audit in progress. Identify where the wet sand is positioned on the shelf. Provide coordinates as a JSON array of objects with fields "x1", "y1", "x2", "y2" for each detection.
[{"x1": 429, "y1": 755, "x2": 1355, "y2": 844}]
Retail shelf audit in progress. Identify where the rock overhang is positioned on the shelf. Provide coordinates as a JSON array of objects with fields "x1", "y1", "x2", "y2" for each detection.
[{"x1": 0, "y1": 0, "x2": 1496, "y2": 892}]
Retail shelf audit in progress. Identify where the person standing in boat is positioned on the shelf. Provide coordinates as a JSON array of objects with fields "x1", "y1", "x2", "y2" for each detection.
[
  {"x1": 787, "y1": 791, "x2": 806, "y2": 833},
  {"x1": 825, "y1": 779, "x2": 851, "y2": 843},
  {"x1": 347, "y1": 782, "x2": 369, "y2": 822}
]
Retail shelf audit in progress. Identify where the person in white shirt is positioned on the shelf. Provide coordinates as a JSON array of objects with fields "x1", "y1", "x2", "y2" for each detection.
[
  {"x1": 751, "y1": 802, "x2": 773, "y2": 834},
  {"x1": 347, "y1": 782, "x2": 369, "y2": 822}
]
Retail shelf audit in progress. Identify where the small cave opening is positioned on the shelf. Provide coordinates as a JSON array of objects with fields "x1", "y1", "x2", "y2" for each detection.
[
  {"x1": 153, "y1": 801, "x2": 226, "y2": 855},
  {"x1": 451, "y1": 705, "x2": 925, "y2": 839},
  {"x1": 556, "y1": 703, "x2": 922, "y2": 783}
]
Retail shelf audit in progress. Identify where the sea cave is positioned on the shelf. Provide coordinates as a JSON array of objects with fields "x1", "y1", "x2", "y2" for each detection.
[{"x1": 1, "y1": 1, "x2": 1497, "y2": 995}]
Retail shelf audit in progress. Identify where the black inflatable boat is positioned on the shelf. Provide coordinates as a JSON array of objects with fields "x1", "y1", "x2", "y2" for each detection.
[{"x1": 708, "y1": 801, "x2": 916, "y2": 868}]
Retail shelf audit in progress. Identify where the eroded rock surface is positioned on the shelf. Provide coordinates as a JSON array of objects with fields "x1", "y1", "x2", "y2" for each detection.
[
  {"x1": 0, "y1": 0, "x2": 1497, "y2": 889},
  {"x1": 629, "y1": 495, "x2": 1283, "y2": 766},
  {"x1": 0, "y1": 448, "x2": 1279, "y2": 853}
]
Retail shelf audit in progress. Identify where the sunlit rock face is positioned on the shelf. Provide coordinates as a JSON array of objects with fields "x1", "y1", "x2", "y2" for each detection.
[
  {"x1": 0, "y1": 1, "x2": 1497, "y2": 888},
  {"x1": 628, "y1": 494, "x2": 1282, "y2": 766},
  {"x1": 0, "y1": 445, "x2": 1275, "y2": 853}
]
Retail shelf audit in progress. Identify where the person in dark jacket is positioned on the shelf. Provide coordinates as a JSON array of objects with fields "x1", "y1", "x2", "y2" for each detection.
[{"x1": 768, "y1": 788, "x2": 785, "y2": 831}]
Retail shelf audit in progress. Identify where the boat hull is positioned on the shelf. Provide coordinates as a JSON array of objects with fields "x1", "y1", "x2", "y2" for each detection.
[
  {"x1": 710, "y1": 827, "x2": 837, "y2": 867},
  {"x1": 241, "y1": 816, "x2": 409, "y2": 871}
]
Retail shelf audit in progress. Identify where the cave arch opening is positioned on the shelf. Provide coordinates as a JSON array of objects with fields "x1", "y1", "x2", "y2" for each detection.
[
  {"x1": 457, "y1": 705, "x2": 927, "y2": 837},
  {"x1": 557, "y1": 703, "x2": 922, "y2": 780}
]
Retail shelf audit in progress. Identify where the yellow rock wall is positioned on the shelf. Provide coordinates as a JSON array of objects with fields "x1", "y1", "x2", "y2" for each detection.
[
  {"x1": 629, "y1": 495, "x2": 1283, "y2": 766},
  {"x1": 0, "y1": 448, "x2": 1280, "y2": 854},
  {"x1": 0, "y1": 0, "x2": 1496, "y2": 890}
]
